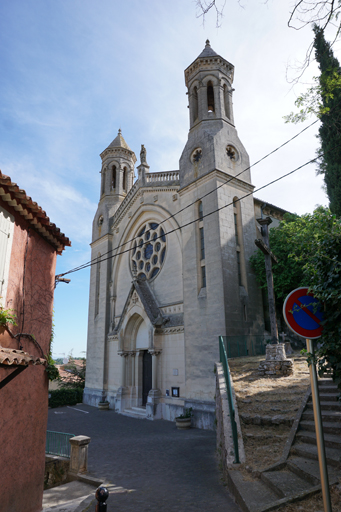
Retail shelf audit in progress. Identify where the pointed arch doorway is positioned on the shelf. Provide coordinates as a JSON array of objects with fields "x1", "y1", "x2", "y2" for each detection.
[{"x1": 142, "y1": 351, "x2": 152, "y2": 406}]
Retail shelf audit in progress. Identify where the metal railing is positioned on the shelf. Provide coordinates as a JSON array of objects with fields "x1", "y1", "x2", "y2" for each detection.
[
  {"x1": 219, "y1": 336, "x2": 240, "y2": 464},
  {"x1": 46, "y1": 430, "x2": 75, "y2": 458},
  {"x1": 222, "y1": 335, "x2": 267, "y2": 359}
]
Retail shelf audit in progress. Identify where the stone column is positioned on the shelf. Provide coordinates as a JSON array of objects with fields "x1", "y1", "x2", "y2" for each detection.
[
  {"x1": 146, "y1": 350, "x2": 162, "y2": 420},
  {"x1": 149, "y1": 349, "x2": 161, "y2": 390},
  {"x1": 130, "y1": 351, "x2": 136, "y2": 387},
  {"x1": 214, "y1": 83, "x2": 223, "y2": 118},
  {"x1": 69, "y1": 436, "x2": 91, "y2": 475},
  {"x1": 119, "y1": 351, "x2": 128, "y2": 386}
]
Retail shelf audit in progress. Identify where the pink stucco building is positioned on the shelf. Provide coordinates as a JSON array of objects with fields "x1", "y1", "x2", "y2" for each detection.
[{"x1": 0, "y1": 170, "x2": 70, "y2": 512}]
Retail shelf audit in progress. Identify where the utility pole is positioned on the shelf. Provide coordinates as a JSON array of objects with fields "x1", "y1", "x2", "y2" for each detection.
[{"x1": 255, "y1": 217, "x2": 278, "y2": 344}]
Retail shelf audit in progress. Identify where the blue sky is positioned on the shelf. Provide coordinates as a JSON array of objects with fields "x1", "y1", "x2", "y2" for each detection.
[{"x1": 1, "y1": 1, "x2": 339, "y2": 357}]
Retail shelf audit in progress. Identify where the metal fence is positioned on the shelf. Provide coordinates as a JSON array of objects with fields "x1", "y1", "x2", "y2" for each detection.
[
  {"x1": 221, "y1": 335, "x2": 267, "y2": 359},
  {"x1": 219, "y1": 336, "x2": 239, "y2": 464},
  {"x1": 46, "y1": 430, "x2": 75, "y2": 458}
]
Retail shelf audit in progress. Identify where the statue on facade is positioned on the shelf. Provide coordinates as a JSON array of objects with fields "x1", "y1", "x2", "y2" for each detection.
[{"x1": 140, "y1": 144, "x2": 147, "y2": 165}]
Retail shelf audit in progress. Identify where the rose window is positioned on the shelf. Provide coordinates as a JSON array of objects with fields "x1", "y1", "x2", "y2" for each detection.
[{"x1": 131, "y1": 222, "x2": 166, "y2": 280}]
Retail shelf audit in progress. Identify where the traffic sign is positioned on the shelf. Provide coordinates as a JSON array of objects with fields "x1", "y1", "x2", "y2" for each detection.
[{"x1": 283, "y1": 287, "x2": 324, "y2": 339}]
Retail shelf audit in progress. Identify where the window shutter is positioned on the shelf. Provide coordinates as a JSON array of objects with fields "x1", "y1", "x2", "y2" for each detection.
[{"x1": 0, "y1": 207, "x2": 13, "y2": 297}]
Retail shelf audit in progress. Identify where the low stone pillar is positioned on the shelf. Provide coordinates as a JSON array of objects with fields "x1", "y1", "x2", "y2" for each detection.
[
  {"x1": 69, "y1": 435, "x2": 91, "y2": 474},
  {"x1": 258, "y1": 343, "x2": 293, "y2": 377}
]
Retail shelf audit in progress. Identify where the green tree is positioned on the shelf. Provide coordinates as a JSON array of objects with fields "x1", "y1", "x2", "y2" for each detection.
[
  {"x1": 251, "y1": 207, "x2": 341, "y2": 390},
  {"x1": 314, "y1": 26, "x2": 341, "y2": 217}
]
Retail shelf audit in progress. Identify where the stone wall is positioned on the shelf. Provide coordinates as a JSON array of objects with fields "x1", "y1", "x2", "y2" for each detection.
[
  {"x1": 44, "y1": 456, "x2": 70, "y2": 489},
  {"x1": 215, "y1": 362, "x2": 245, "y2": 477}
]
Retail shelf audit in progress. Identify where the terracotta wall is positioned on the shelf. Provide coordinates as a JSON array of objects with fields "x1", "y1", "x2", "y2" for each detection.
[{"x1": 0, "y1": 198, "x2": 57, "y2": 512}]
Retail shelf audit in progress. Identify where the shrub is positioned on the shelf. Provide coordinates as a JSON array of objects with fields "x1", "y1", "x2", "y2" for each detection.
[{"x1": 49, "y1": 387, "x2": 83, "y2": 408}]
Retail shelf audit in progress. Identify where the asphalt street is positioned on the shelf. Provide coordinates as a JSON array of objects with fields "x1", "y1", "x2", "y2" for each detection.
[{"x1": 47, "y1": 405, "x2": 240, "y2": 512}]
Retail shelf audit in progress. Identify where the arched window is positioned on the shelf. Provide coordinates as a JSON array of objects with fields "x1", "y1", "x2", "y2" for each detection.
[
  {"x1": 112, "y1": 165, "x2": 116, "y2": 190},
  {"x1": 192, "y1": 86, "x2": 198, "y2": 123},
  {"x1": 101, "y1": 169, "x2": 106, "y2": 196},
  {"x1": 198, "y1": 201, "x2": 206, "y2": 288},
  {"x1": 207, "y1": 81, "x2": 215, "y2": 112},
  {"x1": 95, "y1": 253, "x2": 101, "y2": 317},
  {"x1": 233, "y1": 197, "x2": 246, "y2": 289},
  {"x1": 123, "y1": 167, "x2": 127, "y2": 191}
]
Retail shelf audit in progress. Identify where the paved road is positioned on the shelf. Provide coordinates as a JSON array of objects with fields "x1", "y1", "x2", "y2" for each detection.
[{"x1": 47, "y1": 405, "x2": 240, "y2": 512}]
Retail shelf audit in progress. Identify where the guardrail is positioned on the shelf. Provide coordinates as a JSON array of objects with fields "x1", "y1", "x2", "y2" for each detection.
[
  {"x1": 219, "y1": 336, "x2": 240, "y2": 464},
  {"x1": 46, "y1": 430, "x2": 75, "y2": 458}
]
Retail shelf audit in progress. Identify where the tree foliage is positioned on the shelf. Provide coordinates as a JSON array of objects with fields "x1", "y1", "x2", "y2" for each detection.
[
  {"x1": 251, "y1": 207, "x2": 341, "y2": 389},
  {"x1": 286, "y1": 27, "x2": 341, "y2": 217},
  {"x1": 314, "y1": 26, "x2": 341, "y2": 217}
]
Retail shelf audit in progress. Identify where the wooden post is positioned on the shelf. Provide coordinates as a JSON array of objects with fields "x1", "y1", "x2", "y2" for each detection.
[{"x1": 256, "y1": 217, "x2": 278, "y2": 344}]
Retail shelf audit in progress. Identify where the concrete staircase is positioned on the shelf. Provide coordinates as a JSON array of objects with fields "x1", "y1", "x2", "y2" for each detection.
[
  {"x1": 121, "y1": 406, "x2": 146, "y2": 419},
  {"x1": 228, "y1": 378, "x2": 341, "y2": 512}
]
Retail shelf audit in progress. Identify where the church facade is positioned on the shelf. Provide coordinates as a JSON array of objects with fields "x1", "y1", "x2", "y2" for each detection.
[{"x1": 84, "y1": 41, "x2": 272, "y2": 428}]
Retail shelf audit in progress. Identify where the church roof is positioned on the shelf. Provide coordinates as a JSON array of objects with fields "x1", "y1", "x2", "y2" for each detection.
[
  {"x1": 113, "y1": 277, "x2": 165, "y2": 334},
  {"x1": 106, "y1": 129, "x2": 132, "y2": 151},
  {"x1": 197, "y1": 40, "x2": 218, "y2": 59}
]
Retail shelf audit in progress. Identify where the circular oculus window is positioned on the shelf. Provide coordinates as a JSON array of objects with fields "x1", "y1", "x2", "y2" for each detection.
[
  {"x1": 131, "y1": 222, "x2": 166, "y2": 280},
  {"x1": 191, "y1": 148, "x2": 202, "y2": 164},
  {"x1": 226, "y1": 145, "x2": 238, "y2": 162}
]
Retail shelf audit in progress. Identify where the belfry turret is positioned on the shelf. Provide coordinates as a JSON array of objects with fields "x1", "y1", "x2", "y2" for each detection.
[
  {"x1": 180, "y1": 40, "x2": 251, "y2": 188},
  {"x1": 99, "y1": 129, "x2": 136, "y2": 211}
]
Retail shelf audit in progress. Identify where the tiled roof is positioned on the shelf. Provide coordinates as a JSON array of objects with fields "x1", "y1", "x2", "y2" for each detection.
[
  {"x1": 0, "y1": 171, "x2": 71, "y2": 254},
  {"x1": 197, "y1": 40, "x2": 218, "y2": 59},
  {"x1": 0, "y1": 346, "x2": 46, "y2": 366},
  {"x1": 106, "y1": 129, "x2": 132, "y2": 151}
]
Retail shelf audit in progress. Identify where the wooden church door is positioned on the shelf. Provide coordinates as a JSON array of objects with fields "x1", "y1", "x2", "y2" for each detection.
[{"x1": 142, "y1": 351, "x2": 152, "y2": 406}]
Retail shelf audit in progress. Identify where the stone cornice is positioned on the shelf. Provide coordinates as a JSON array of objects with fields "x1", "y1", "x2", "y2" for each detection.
[
  {"x1": 91, "y1": 233, "x2": 113, "y2": 248},
  {"x1": 178, "y1": 168, "x2": 254, "y2": 197},
  {"x1": 100, "y1": 146, "x2": 137, "y2": 164}
]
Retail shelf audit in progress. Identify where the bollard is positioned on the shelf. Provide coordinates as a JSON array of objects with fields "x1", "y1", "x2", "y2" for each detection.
[{"x1": 95, "y1": 486, "x2": 109, "y2": 511}]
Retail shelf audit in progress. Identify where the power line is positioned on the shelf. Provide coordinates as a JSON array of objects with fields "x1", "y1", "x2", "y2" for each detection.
[
  {"x1": 59, "y1": 119, "x2": 319, "y2": 276},
  {"x1": 59, "y1": 149, "x2": 324, "y2": 277}
]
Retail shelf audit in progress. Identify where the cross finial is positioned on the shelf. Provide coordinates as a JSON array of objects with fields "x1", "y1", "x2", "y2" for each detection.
[
  {"x1": 205, "y1": 39, "x2": 210, "y2": 47},
  {"x1": 118, "y1": 128, "x2": 121, "y2": 134}
]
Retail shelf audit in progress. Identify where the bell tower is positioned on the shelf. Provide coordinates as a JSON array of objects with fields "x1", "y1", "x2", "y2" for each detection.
[
  {"x1": 180, "y1": 40, "x2": 251, "y2": 188},
  {"x1": 99, "y1": 129, "x2": 136, "y2": 214}
]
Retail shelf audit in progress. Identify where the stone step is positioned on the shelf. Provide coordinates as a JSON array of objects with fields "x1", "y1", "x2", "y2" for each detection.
[
  {"x1": 300, "y1": 420, "x2": 341, "y2": 435},
  {"x1": 316, "y1": 392, "x2": 340, "y2": 401},
  {"x1": 302, "y1": 409, "x2": 341, "y2": 422},
  {"x1": 296, "y1": 430, "x2": 341, "y2": 449},
  {"x1": 122, "y1": 407, "x2": 146, "y2": 419},
  {"x1": 287, "y1": 457, "x2": 340, "y2": 486},
  {"x1": 306, "y1": 400, "x2": 341, "y2": 410},
  {"x1": 228, "y1": 469, "x2": 279, "y2": 512},
  {"x1": 261, "y1": 469, "x2": 311, "y2": 498},
  {"x1": 291, "y1": 442, "x2": 341, "y2": 468}
]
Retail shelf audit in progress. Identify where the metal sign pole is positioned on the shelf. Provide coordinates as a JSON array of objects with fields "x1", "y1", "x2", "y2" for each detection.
[{"x1": 306, "y1": 339, "x2": 332, "y2": 512}]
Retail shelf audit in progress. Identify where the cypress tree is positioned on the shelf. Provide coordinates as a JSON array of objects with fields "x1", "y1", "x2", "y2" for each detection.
[{"x1": 314, "y1": 26, "x2": 341, "y2": 217}]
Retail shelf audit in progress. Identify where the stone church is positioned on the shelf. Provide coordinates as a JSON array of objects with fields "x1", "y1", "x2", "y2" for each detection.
[{"x1": 84, "y1": 41, "x2": 282, "y2": 429}]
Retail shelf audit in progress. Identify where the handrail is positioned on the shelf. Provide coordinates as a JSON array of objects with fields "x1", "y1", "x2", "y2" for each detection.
[
  {"x1": 219, "y1": 336, "x2": 240, "y2": 464},
  {"x1": 46, "y1": 430, "x2": 75, "y2": 458}
]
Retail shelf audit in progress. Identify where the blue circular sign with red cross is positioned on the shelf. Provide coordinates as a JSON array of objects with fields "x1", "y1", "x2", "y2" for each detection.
[{"x1": 283, "y1": 287, "x2": 324, "y2": 339}]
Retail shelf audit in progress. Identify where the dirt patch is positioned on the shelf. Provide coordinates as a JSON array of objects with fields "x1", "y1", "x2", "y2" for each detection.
[
  {"x1": 279, "y1": 481, "x2": 341, "y2": 512},
  {"x1": 229, "y1": 352, "x2": 310, "y2": 472}
]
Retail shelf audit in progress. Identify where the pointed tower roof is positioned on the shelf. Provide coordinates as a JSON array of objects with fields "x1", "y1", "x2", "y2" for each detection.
[
  {"x1": 197, "y1": 39, "x2": 218, "y2": 59},
  {"x1": 100, "y1": 129, "x2": 137, "y2": 163},
  {"x1": 107, "y1": 129, "x2": 132, "y2": 151},
  {"x1": 184, "y1": 40, "x2": 234, "y2": 88}
]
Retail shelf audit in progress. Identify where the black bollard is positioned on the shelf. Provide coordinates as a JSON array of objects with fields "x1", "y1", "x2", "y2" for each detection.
[{"x1": 95, "y1": 486, "x2": 109, "y2": 511}]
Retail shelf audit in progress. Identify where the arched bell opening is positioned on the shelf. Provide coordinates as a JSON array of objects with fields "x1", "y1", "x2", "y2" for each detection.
[{"x1": 207, "y1": 81, "x2": 215, "y2": 112}]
